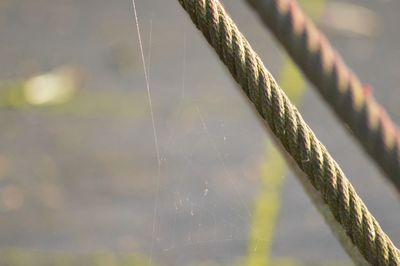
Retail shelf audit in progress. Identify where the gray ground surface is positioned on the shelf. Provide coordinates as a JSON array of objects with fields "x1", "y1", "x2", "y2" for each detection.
[{"x1": 0, "y1": 0, "x2": 399, "y2": 265}]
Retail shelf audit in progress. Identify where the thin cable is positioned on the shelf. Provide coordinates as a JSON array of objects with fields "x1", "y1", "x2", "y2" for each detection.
[{"x1": 131, "y1": 1, "x2": 160, "y2": 265}]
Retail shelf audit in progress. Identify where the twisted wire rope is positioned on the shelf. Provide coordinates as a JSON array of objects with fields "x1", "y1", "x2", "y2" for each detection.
[
  {"x1": 246, "y1": 0, "x2": 400, "y2": 191},
  {"x1": 177, "y1": 0, "x2": 400, "y2": 264}
]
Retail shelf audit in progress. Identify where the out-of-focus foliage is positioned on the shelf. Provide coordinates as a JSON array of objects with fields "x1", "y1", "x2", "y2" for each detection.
[
  {"x1": 23, "y1": 67, "x2": 80, "y2": 106},
  {"x1": 0, "y1": 66, "x2": 80, "y2": 108},
  {"x1": 244, "y1": 1, "x2": 325, "y2": 266},
  {"x1": 0, "y1": 249, "x2": 149, "y2": 266}
]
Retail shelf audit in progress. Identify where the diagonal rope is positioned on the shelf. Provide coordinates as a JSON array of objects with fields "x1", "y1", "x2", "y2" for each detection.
[
  {"x1": 246, "y1": 0, "x2": 400, "y2": 192},
  {"x1": 176, "y1": 0, "x2": 400, "y2": 265}
]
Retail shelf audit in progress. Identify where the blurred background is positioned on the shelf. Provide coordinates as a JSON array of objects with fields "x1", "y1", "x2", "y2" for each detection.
[{"x1": 0, "y1": 0, "x2": 399, "y2": 265}]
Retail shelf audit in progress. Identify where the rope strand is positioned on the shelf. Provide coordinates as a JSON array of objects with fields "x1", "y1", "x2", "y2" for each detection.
[
  {"x1": 177, "y1": 0, "x2": 400, "y2": 264},
  {"x1": 246, "y1": 0, "x2": 400, "y2": 191}
]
